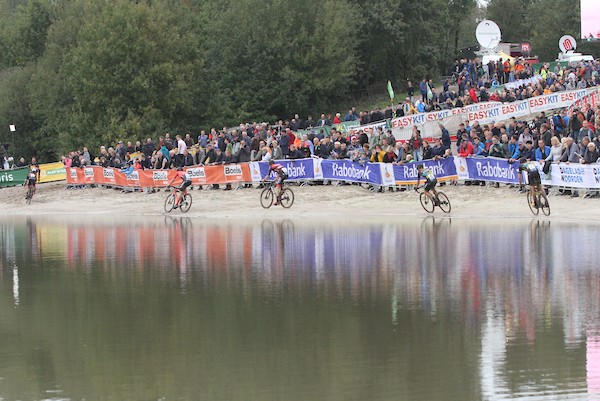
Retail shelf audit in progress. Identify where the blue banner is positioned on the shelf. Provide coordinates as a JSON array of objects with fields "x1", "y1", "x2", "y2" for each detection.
[
  {"x1": 392, "y1": 158, "x2": 458, "y2": 184},
  {"x1": 258, "y1": 159, "x2": 315, "y2": 181},
  {"x1": 464, "y1": 156, "x2": 519, "y2": 183},
  {"x1": 321, "y1": 160, "x2": 381, "y2": 184}
]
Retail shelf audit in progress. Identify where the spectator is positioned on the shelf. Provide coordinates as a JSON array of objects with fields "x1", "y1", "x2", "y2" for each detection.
[
  {"x1": 546, "y1": 136, "x2": 563, "y2": 162},
  {"x1": 580, "y1": 141, "x2": 599, "y2": 164},
  {"x1": 577, "y1": 120, "x2": 593, "y2": 144},
  {"x1": 381, "y1": 146, "x2": 396, "y2": 163},
  {"x1": 422, "y1": 140, "x2": 432, "y2": 160},
  {"x1": 560, "y1": 136, "x2": 580, "y2": 164},
  {"x1": 287, "y1": 144, "x2": 303, "y2": 159},
  {"x1": 431, "y1": 138, "x2": 445, "y2": 159},
  {"x1": 488, "y1": 136, "x2": 505, "y2": 158},
  {"x1": 458, "y1": 134, "x2": 474, "y2": 157},
  {"x1": 409, "y1": 127, "x2": 423, "y2": 161},
  {"x1": 534, "y1": 139, "x2": 550, "y2": 161}
]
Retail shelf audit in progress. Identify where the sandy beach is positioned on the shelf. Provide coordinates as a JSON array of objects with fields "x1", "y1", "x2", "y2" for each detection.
[{"x1": 1, "y1": 181, "x2": 599, "y2": 223}]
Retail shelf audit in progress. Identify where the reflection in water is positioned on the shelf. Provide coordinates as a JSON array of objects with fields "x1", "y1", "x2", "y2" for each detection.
[{"x1": 0, "y1": 216, "x2": 599, "y2": 401}]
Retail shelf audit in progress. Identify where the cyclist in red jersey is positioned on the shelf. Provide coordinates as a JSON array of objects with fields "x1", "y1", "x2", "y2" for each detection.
[
  {"x1": 167, "y1": 167, "x2": 192, "y2": 209},
  {"x1": 263, "y1": 159, "x2": 288, "y2": 205}
]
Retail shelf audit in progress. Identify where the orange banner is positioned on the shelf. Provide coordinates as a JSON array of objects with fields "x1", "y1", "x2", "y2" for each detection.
[{"x1": 66, "y1": 165, "x2": 252, "y2": 188}]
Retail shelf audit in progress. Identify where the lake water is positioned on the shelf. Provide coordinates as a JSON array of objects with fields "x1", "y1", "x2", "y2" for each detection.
[{"x1": 0, "y1": 215, "x2": 599, "y2": 401}]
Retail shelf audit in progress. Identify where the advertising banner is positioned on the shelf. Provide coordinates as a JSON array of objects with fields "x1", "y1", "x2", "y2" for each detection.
[
  {"x1": 0, "y1": 167, "x2": 29, "y2": 188},
  {"x1": 65, "y1": 164, "x2": 252, "y2": 188},
  {"x1": 542, "y1": 163, "x2": 600, "y2": 189},
  {"x1": 64, "y1": 158, "x2": 600, "y2": 189},
  {"x1": 38, "y1": 162, "x2": 66, "y2": 183},
  {"x1": 256, "y1": 158, "x2": 315, "y2": 182},
  {"x1": 455, "y1": 156, "x2": 520, "y2": 184},
  {"x1": 527, "y1": 89, "x2": 587, "y2": 114},
  {"x1": 321, "y1": 160, "x2": 381, "y2": 184},
  {"x1": 391, "y1": 157, "x2": 458, "y2": 185}
]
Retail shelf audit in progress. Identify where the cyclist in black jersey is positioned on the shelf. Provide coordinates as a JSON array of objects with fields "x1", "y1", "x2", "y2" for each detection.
[{"x1": 518, "y1": 157, "x2": 544, "y2": 207}]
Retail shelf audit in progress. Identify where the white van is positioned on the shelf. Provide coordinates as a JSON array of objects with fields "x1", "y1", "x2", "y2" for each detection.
[{"x1": 556, "y1": 52, "x2": 595, "y2": 63}]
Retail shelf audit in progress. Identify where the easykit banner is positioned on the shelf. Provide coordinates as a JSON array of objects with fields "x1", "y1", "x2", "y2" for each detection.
[
  {"x1": 0, "y1": 167, "x2": 29, "y2": 187},
  {"x1": 347, "y1": 121, "x2": 387, "y2": 136},
  {"x1": 38, "y1": 162, "x2": 66, "y2": 183},
  {"x1": 389, "y1": 157, "x2": 458, "y2": 186},
  {"x1": 568, "y1": 87, "x2": 600, "y2": 114},
  {"x1": 527, "y1": 89, "x2": 587, "y2": 114},
  {"x1": 455, "y1": 156, "x2": 520, "y2": 184}
]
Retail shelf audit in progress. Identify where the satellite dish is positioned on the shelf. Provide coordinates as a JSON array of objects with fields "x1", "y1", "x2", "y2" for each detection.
[
  {"x1": 558, "y1": 35, "x2": 577, "y2": 53},
  {"x1": 476, "y1": 20, "x2": 502, "y2": 50}
]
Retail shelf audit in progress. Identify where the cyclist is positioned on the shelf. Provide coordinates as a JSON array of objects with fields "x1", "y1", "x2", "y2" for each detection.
[
  {"x1": 24, "y1": 163, "x2": 40, "y2": 199},
  {"x1": 518, "y1": 157, "x2": 544, "y2": 208},
  {"x1": 167, "y1": 167, "x2": 192, "y2": 209},
  {"x1": 415, "y1": 164, "x2": 439, "y2": 205},
  {"x1": 263, "y1": 159, "x2": 288, "y2": 205}
]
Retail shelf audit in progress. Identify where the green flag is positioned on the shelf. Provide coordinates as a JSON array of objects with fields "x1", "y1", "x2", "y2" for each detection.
[{"x1": 387, "y1": 80, "x2": 394, "y2": 101}]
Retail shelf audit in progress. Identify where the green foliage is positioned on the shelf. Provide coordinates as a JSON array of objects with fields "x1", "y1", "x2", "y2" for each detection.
[
  {"x1": 485, "y1": 0, "x2": 534, "y2": 43},
  {"x1": 0, "y1": 0, "x2": 590, "y2": 161}
]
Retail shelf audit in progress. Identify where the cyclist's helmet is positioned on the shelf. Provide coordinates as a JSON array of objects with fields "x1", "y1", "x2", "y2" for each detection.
[
  {"x1": 176, "y1": 167, "x2": 184, "y2": 171},
  {"x1": 416, "y1": 164, "x2": 424, "y2": 169},
  {"x1": 268, "y1": 159, "x2": 274, "y2": 165},
  {"x1": 519, "y1": 157, "x2": 527, "y2": 164}
]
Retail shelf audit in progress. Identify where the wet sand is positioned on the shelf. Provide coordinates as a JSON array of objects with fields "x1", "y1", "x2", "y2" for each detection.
[{"x1": 1, "y1": 181, "x2": 598, "y2": 223}]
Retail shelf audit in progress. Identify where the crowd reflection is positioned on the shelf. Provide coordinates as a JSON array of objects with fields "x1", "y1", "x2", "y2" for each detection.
[
  {"x1": 2, "y1": 216, "x2": 599, "y2": 344},
  {"x1": 1, "y1": 216, "x2": 600, "y2": 399}
]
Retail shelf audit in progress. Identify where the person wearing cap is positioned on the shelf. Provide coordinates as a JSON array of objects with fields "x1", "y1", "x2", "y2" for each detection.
[{"x1": 348, "y1": 135, "x2": 361, "y2": 152}]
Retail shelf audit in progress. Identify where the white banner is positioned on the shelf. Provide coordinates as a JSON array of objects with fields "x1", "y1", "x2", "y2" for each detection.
[
  {"x1": 527, "y1": 89, "x2": 587, "y2": 114},
  {"x1": 387, "y1": 87, "x2": 598, "y2": 142},
  {"x1": 542, "y1": 163, "x2": 600, "y2": 189}
]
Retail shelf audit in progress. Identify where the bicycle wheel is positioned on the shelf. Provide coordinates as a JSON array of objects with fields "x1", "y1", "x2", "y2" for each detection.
[
  {"x1": 419, "y1": 192, "x2": 435, "y2": 213},
  {"x1": 164, "y1": 193, "x2": 176, "y2": 213},
  {"x1": 180, "y1": 193, "x2": 192, "y2": 213},
  {"x1": 279, "y1": 188, "x2": 295, "y2": 208},
  {"x1": 260, "y1": 188, "x2": 274, "y2": 209},
  {"x1": 527, "y1": 192, "x2": 539, "y2": 215},
  {"x1": 436, "y1": 192, "x2": 451, "y2": 213},
  {"x1": 538, "y1": 192, "x2": 550, "y2": 216}
]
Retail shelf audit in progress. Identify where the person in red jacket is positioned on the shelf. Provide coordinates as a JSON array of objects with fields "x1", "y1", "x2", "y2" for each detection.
[
  {"x1": 469, "y1": 86, "x2": 478, "y2": 103},
  {"x1": 458, "y1": 134, "x2": 474, "y2": 157}
]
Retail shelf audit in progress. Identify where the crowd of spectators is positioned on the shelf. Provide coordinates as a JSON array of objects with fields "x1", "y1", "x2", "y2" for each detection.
[{"x1": 5, "y1": 55, "x2": 598, "y2": 194}]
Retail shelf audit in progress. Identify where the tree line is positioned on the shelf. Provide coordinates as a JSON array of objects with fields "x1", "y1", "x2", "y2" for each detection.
[{"x1": 0, "y1": 0, "x2": 590, "y2": 161}]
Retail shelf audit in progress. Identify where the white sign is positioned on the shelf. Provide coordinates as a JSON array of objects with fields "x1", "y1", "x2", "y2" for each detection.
[
  {"x1": 559, "y1": 35, "x2": 577, "y2": 53},
  {"x1": 9, "y1": 125, "x2": 15, "y2": 132},
  {"x1": 476, "y1": 20, "x2": 502, "y2": 50}
]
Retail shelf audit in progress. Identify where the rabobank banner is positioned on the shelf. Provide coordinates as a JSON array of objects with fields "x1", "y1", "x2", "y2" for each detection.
[
  {"x1": 256, "y1": 158, "x2": 316, "y2": 181},
  {"x1": 321, "y1": 160, "x2": 381, "y2": 184},
  {"x1": 388, "y1": 157, "x2": 458, "y2": 185},
  {"x1": 454, "y1": 156, "x2": 519, "y2": 183}
]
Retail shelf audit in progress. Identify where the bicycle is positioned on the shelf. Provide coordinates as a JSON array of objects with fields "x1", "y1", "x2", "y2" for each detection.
[
  {"x1": 25, "y1": 184, "x2": 35, "y2": 204},
  {"x1": 260, "y1": 181, "x2": 294, "y2": 209},
  {"x1": 527, "y1": 186, "x2": 550, "y2": 216},
  {"x1": 164, "y1": 186, "x2": 192, "y2": 213},
  {"x1": 415, "y1": 186, "x2": 451, "y2": 213}
]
